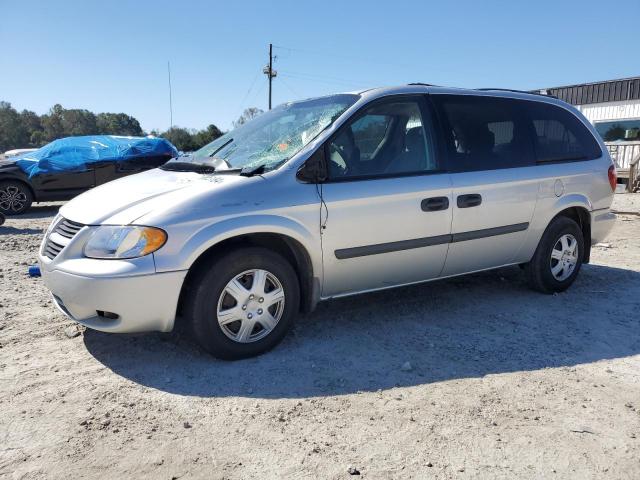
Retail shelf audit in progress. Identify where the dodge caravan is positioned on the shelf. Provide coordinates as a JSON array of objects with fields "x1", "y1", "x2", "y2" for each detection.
[{"x1": 39, "y1": 85, "x2": 617, "y2": 359}]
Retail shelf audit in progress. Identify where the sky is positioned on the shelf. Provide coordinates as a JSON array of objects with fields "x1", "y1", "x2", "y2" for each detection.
[{"x1": 1, "y1": 0, "x2": 638, "y2": 133}]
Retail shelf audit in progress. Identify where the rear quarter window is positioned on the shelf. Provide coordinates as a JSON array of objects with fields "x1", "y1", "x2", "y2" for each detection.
[{"x1": 524, "y1": 101, "x2": 602, "y2": 163}]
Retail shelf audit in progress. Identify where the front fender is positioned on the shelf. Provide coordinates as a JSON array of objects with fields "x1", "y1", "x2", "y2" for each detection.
[{"x1": 154, "y1": 214, "x2": 321, "y2": 277}]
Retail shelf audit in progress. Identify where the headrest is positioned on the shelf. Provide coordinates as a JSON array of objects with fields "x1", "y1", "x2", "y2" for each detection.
[
  {"x1": 466, "y1": 126, "x2": 494, "y2": 154},
  {"x1": 405, "y1": 127, "x2": 424, "y2": 152}
]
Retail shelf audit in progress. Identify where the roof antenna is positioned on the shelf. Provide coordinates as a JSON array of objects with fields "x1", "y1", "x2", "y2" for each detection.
[{"x1": 167, "y1": 61, "x2": 174, "y2": 128}]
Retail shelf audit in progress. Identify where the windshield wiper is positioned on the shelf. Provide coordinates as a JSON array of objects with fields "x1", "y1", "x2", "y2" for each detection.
[
  {"x1": 239, "y1": 164, "x2": 267, "y2": 177},
  {"x1": 160, "y1": 162, "x2": 217, "y2": 173},
  {"x1": 209, "y1": 138, "x2": 234, "y2": 157}
]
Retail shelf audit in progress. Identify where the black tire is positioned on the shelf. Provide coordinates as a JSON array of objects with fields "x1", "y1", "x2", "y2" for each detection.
[
  {"x1": 0, "y1": 180, "x2": 33, "y2": 215},
  {"x1": 184, "y1": 247, "x2": 300, "y2": 360},
  {"x1": 524, "y1": 216, "x2": 585, "y2": 293}
]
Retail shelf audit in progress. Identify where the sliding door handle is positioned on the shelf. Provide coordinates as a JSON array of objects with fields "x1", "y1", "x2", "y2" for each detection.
[
  {"x1": 457, "y1": 194, "x2": 482, "y2": 208},
  {"x1": 421, "y1": 196, "x2": 450, "y2": 212}
]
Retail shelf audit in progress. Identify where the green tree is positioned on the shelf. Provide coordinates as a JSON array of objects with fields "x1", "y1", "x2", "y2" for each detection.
[
  {"x1": 19, "y1": 110, "x2": 44, "y2": 147},
  {"x1": 96, "y1": 112, "x2": 143, "y2": 136},
  {"x1": 62, "y1": 108, "x2": 98, "y2": 136},
  {"x1": 0, "y1": 102, "x2": 30, "y2": 152},
  {"x1": 192, "y1": 124, "x2": 224, "y2": 150},
  {"x1": 161, "y1": 127, "x2": 196, "y2": 152},
  {"x1": 40, "y1": 104, "x2": 66, "y2": 141}
]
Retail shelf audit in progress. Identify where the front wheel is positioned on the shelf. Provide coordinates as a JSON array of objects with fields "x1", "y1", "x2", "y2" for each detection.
[
  {"x1": 184, "y1": 247, "x2": 300, "y2": 360},
  {"x1": 0, "y1": 181, "x2": 33, "y2": 215},
  {"x1": 524, "y1": 216, "x2": 585, "y2": 293}
]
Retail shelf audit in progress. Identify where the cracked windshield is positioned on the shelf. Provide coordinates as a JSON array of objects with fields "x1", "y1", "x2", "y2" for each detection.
[{"x1": 179, "y1": 94, "x2": 359, "y2": 172}]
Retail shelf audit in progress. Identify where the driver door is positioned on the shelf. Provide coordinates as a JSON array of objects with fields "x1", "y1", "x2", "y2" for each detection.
[{"x1": 319, "y1": 95, "x2": 453, "y2": 297}]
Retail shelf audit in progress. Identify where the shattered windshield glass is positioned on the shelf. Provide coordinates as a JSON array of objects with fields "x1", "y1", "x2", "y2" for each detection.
[{"x1": 169, "y1": 94, "x2": 359, "y2": 173}]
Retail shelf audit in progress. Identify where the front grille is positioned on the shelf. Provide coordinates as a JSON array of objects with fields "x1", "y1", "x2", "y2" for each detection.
[
  {"x1": 44, "y1": 239, "x2": 64, "y2": 259},
  {"x1": 53, "y1": 218, "x2": 84, "y2": 239},
  {"x1": 42, "y1": 217, "x2": 85, "y2": 260}
]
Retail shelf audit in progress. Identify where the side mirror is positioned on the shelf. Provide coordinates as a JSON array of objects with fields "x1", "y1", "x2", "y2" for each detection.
[{"x1": 296, "y1": 148, "x2": 327, "y2": 183}]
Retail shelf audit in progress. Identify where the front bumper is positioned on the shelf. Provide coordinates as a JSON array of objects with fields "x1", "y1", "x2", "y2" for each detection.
[
  {"x1": 590, "y1": 208, "x2": 616, "y2": 245},
  {"x1": 41, "y1": 263, "x2": 187, "y2": 333}
]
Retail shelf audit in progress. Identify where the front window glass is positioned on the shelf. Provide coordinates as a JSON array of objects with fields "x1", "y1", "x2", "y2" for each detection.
[
  {"x1": 327, "y1": 99, "x2": 437, "y2": 179},
  {"x1": 169, "y1": 94, "x2": 358, "y2": 173}
]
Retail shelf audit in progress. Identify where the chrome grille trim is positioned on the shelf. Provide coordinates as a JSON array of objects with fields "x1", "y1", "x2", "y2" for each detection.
[{"x1": 42, "y1": 217, "x2": 85, "y2": 260}]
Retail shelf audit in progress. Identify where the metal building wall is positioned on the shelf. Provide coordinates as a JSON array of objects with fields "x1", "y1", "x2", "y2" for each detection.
[
  {"x1": 576, "y1": 99, "x2": 640, "y2": 123},
  {"x1": 540, "y1": 77, "x2": 640, "y2": 106}
]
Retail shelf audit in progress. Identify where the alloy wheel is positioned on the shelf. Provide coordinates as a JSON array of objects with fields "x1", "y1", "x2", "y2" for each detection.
[{"x1": 0, "y1": 185, "x2": 28, "y2": 213}]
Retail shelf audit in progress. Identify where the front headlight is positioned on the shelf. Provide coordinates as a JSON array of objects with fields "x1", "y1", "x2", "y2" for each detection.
[{"x1": 83, "y1": 226, "x2": 167, "y2": 259}]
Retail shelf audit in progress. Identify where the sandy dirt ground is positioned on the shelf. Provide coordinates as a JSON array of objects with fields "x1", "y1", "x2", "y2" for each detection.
[{"x1": 1, "y1": 195, "x2": 639, "y2": 479}]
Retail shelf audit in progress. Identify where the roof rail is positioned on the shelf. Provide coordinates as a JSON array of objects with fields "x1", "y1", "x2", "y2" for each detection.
[
  {"x1": 407, "y1": 82, "x2": 440, "y2": 87},
  {"x1": 476, "y1": 87, "x2": 558, "y2": 99}
]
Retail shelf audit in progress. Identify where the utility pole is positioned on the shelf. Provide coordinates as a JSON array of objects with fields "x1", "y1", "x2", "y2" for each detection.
[
  {"x1": 167, "y1": 61, "x2": 173, "y2": 128},
  {"x1": 263, "y1": 43, "x2": 277, "y2": 110}
]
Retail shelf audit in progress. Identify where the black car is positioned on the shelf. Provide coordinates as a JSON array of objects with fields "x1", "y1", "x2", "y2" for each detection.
[{"x1": 0, "y1": 135, "x2": 178, "y2": 215}]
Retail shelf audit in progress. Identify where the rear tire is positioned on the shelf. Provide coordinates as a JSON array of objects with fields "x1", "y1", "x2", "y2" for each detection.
[
  {"x1": 184, "y1": 247, "x2": 300, "y2": 360},
  {"x1": 0, "y1": 180, "x2": 33, "y2": 215},
  {"x1": 524, "y1": 216, "x2": 584, "y2": 293}
]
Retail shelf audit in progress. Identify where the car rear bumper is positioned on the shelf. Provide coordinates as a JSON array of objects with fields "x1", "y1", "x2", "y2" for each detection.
[
  {"x1": 42, "y1": 267, "x2": 187, "y2": 333},
  {"x1": 590, "y1": 208, "x2": 616, "y2": 245}
]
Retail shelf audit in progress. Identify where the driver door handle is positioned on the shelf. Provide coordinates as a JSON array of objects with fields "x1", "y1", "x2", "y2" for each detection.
[{"x1": 421, "y1": 196, "x2": 450, "y2": 212}]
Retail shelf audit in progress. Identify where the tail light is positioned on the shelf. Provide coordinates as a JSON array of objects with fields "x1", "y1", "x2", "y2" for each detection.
[{"x1": 608, "y1": 165, "x2": 617, "y2": 192}]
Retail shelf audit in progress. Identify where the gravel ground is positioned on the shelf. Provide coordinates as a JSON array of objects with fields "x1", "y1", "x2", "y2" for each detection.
[{"x1": 1, "y1": 195, "x2": 639, "y2": 479}]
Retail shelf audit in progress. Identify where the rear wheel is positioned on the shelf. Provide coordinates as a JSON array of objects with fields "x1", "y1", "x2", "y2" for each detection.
[
  {"x1": 525, "y1": 216, "x2": 584, "y2": 293},
  {"x1": 0, "y1": 181, "x2": 33, "y2": 215},
  {"x1": 184, "y1": 247, "x2": 300, "y2": 360}
]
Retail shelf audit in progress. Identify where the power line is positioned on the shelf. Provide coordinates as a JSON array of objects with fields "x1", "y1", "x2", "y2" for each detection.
[
  {"x1": 278, "y1": 76, "x2": 302, "y2": 99},
  {"x1": 235, "y1": 68, "x2": 261, "y2": 118},
  {"x1": 279, "y1": 72, "x2": 368, "y2": 89},
  {"x1": 279, "y1": 69, "x2": 371, "y2": 87},
  {"x1": 273, "y1": 44, "x2": 414, "y2": 70}
]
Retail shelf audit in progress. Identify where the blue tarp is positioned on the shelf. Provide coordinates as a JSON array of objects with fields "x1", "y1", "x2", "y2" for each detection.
[{"x1": 15, "y1": 135, "x2": 178, "y2": 178}]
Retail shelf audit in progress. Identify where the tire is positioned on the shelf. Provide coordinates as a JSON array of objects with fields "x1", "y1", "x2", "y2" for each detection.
[
  {"x1": 524, "y1": 216, "x2": 585, "y2": 294},
  {"x1": 184, "y1": 247, "x2": 300, "y2": 360},
  {"x1": 0, "y1": 180, "x2": 33, "y2": 215}
]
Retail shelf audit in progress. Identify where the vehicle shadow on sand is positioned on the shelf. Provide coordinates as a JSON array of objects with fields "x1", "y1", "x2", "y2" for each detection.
[{"x1": 84, "y1": 263, "x2": 640, "y2": 399}]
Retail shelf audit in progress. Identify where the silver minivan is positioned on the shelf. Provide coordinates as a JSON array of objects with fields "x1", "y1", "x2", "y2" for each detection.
[{"x1": 39, "y1": 85, "x2": 617, "y2": 359}]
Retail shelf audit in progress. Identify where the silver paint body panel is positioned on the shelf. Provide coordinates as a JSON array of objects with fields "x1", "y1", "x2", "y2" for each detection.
[{"x1": 38, "y1": 85, "x2": 616, "y2": 332}]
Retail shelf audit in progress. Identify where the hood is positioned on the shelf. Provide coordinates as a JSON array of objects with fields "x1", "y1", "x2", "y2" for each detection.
[
  {"x1": 0, "y1": 159, "x2": 19, "y2": 169},
  {"x1": 60, "y1": 168, "x2": 246, "y2": 225}
]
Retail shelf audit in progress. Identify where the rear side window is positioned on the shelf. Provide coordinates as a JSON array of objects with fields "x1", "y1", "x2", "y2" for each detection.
[
  {"x1": 524, "y1": 102, "x2": 602, "y2": 162},
  {"x1": 432, "y1": 95, "x2": 534, "y2": 172}
]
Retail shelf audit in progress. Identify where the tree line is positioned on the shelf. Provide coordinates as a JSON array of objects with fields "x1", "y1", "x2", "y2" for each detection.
[{"x1": 0, "y1": 102, "x2": 263, "y2": 154}]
